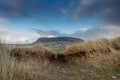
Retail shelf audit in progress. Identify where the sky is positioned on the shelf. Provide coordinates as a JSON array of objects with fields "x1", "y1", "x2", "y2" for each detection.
[{"x1": 0, "y1": 0, "x2": 120, "y2": 44}]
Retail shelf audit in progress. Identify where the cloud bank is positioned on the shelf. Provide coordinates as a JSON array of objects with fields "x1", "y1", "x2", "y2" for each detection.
[
  {"x1": 0, "y1": 0, "x2": 77, "y2": 18},
  {"x1": 76, "y1": 0, "x2": 120, "y2": 26},
  {"x1": 0, "y1": 0, "x2": 120, "y2": 26},
  {"x1": 0, "y1": 27, "x2": 34, "y2": 44},
  {"x1": 72, "y1": 25, "x2": 120, "y2": 40},
  {"x1": 1, "y1": 25, "x2": 120, "y2": 44},
  {"x1": 35, "y1": 25, "x2": 120, "y2": 40}
]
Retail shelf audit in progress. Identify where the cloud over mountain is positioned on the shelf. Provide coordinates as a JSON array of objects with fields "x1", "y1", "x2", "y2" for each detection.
[{"x1": 35, "y1": 25, "x2": 120, "y2": 40}]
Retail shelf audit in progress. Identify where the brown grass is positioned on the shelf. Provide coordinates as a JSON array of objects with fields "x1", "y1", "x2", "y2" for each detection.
[
  {"x1": 11, "y1": 44, "x2": 54, "y2": 62},
  {"x1": 66, "y1": 40, "x2": 114, "y2": 54},
  {"x1": 10, "y1": 38, "x2": 120, "y2": 68},
  {"x1": 0, "y1": 43, "x2": 50, "y2": 80},
  {"x1": 65, "y1": 39, "x2": 120, "y2": 68}
]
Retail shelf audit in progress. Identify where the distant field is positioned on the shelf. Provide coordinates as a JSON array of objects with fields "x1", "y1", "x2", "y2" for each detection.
[
  {"x1": 0, "y1": 38, "x2": 120, "y2": 80},
  {"x1": 49, "y1": 47, "x2": 65, "y2": 54}
]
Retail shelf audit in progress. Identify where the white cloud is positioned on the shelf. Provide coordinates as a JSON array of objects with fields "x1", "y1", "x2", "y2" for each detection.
[
  {"x1": 39, "y1": 34, "x2": 56, "y2": 38},
  {"x1": 36, "y1": 29, "x2": 67, "y2": 38},
  {"x1": 0, "y1": 27, "x2": 33, "y2": 44},
  {"x1": 79, "y1": 28, "x2": 89, "y2": 32}
]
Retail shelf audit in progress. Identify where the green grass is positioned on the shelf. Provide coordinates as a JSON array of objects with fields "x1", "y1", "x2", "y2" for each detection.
[
  {"x1": 66, "y1": 64, "x2": 120, "y2": 80},
  {"x1": 49, "y1": 47, "x2": 65, "y2": 54}
]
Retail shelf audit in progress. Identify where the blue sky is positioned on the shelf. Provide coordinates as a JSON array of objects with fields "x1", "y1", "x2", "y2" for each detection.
[
  {"x1": 7, "y1": 16, "x2": 95, "y2": 33},
  {"x1": 0, "y1": 0, "x2": 120, "y2": 43}
]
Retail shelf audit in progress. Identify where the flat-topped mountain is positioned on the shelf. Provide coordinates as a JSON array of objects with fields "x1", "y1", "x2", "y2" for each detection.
[{"x1": 33, "y1": 37, "x2": 84, "y2": 47}]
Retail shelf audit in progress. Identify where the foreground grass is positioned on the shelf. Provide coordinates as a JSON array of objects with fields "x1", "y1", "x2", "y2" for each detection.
[
  {"x1": 0, "y1": 38, "x2": 120, "y2": 80},
  {"x1": 0, "y1": 44, "x2": 50, "y2": 80}
]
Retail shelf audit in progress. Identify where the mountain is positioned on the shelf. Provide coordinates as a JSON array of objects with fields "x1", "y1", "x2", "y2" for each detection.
[{"x1": 33, "y1": 37, "x2": 84, "y2": 47}]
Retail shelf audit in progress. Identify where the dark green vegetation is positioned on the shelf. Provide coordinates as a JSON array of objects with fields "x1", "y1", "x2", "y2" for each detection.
[
  {"x1": 33, "y1": 37, "x2": 84, "y2": 47},
  {"x1": 0, "y1": 38, "x2": 120, "y2": 80}
]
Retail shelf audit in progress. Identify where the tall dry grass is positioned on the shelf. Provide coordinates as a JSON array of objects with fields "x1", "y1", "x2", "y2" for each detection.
[
  {"x1": 11, "y1": 44, "x2": 54, "y2": 61},
  {"x1": 65, "y1": 39, "x2": 120, "y2": 68},
  {"x1": 9, "y1": 38, "x2": 120, "y2": 68},
  {"x1": 66, "y1": 40, "x2": 114, "y2": 55},
  {"x1": 0, "y1": 43, "x2": 50, "y2": 80}
]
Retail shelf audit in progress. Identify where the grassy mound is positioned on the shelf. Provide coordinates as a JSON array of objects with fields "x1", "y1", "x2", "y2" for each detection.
[
  {"x1": 10, "y1": 38, "x2": 120, "y2": 67},
  {"x1": 66, "y1": 40, "x2": 114, "y2": 53},
  {"x1": 64, "y1": 39, "x2": 120, "y2": 68},
  {"x1": 11, "y1": 44, "x2": 54, "y2": 62}
]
